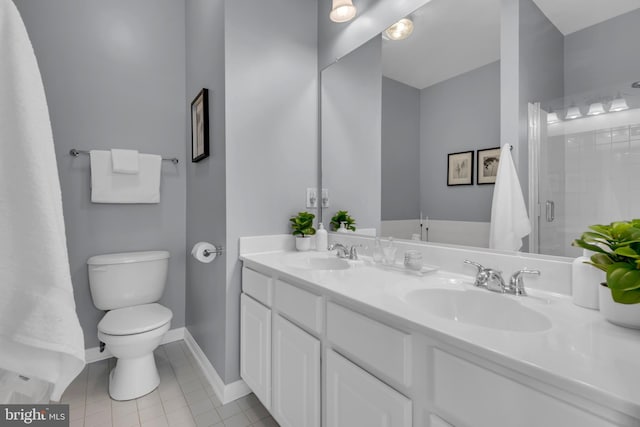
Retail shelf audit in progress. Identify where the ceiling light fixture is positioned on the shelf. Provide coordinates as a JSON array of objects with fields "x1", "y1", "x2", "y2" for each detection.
[
  {"x1": 565, "y1": 105, "x2": 582, "y2": 120},
  {"x1": 330, "y1": 0, "x2": 357, "y2": 23},
  {"x1": 383, "y1": 18, "x2": 414, "y2": 41},
  {"x1": 587, "y1": 102, "x2": 606, "y2": 116},
  {"x1": 547, "y1": 111, "x2": 560, "y2": 124},
  {"x1": 610, "y1": 95, "x2": 629, "y2": 112}
]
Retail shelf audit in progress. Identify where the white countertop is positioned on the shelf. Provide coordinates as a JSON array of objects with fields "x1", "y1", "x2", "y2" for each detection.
[{"x1": 240, "y1": 250, "x2": 640, "y2": 419}]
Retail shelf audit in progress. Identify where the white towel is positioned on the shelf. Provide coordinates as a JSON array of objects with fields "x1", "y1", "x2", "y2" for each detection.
[
  {"x1": 90, "y1": 150, "x2": 161, "y2": 203},
  {"x1": 0, "y1": 0, "x2": 85, "y2": 401},
  {"x1": 489, "y1": 144, "x2": 531, "y2": 251},
  {"x1": 111, "y1": 148, "x2": 139, "y2": 174}
]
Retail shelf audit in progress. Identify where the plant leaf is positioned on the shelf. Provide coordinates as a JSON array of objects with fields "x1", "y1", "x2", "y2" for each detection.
[
  {"x1": 607, "y1": 263, "x2": 640, "y2": 291},
  {"x1": 610, "y1": 288, "x2": 640, "y2": 304},
  {"x1": 614, "y1": 246, "x2": 640, "y2": 259}
]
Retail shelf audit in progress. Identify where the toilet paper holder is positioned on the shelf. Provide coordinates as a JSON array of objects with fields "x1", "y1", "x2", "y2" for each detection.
[{"x1": 203, "y1": 245, "x2": 224, "y2": 257}]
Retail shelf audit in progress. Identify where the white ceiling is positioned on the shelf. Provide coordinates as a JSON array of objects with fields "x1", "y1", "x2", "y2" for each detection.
[
  {"x1": 532, "y1": 0, "x2": 640, "y2": 35},
  {"x1": 382, "y1": 0, "x2": 640, "y2": 90}
]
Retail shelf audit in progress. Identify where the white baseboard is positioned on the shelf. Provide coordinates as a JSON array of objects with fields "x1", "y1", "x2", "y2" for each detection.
[
  {"x1": 183, "y1": 328, "x2": 251, "y2": 405},
  {"x1": 84, "y1": 327, "x2": 186, "y2": 364}
]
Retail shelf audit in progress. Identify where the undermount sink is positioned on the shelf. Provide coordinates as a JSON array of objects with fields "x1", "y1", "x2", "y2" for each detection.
[
  {"x1": 405, "y1": 288, "x2": 551, "y2": 332},
  {"x1": 286, "y1": 255, "x2": 350, "y2": 271}
]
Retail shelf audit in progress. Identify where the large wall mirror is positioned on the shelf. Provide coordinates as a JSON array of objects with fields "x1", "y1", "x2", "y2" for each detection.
[{"x1": 321, "y1": 0, "x2": 640, "y2": 258}]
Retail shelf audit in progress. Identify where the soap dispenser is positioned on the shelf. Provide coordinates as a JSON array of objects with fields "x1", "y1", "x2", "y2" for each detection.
[
  {"x1": 336, "y1": 221, "x2": 348, "y2": 233},
  {"x1": 316, "y1": 223, "x2": 328, "y2": 252},
  {"x1": 572, "y1": 249, "x2": 604, "y2": 309}
]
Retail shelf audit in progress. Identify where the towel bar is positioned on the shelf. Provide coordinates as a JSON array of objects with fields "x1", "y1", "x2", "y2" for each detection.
[{"x1": 69, "y1": 148, "x2": 179, "y2": 164}]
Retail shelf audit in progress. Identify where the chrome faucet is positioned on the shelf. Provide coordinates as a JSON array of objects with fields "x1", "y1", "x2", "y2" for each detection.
[
  {"x1": 328, "y1": 243, "x2": 349, "y2": 258},
  {"x1": 328, "y1": 243, "x2": 361, "y2": 260},
  {"x1": 508, "y1": 269, "x2": 541, "y2": 296},
  {"x1": 484, "y1": 268, "x2": 507, "y2": 293},
  {"x1": 464, "y1": 260, "x2": 491, "y2": 287},
  {"x1": 464, "y1": 260, "x2": 540, "y2": 296}
]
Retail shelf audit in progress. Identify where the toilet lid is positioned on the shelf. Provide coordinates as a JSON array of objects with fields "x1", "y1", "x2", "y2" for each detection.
[{"x1": 98, "y1": 303, "x2": 173, "y2": 336}]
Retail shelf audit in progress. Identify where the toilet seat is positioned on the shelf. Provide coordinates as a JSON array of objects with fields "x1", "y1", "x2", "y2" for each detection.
[{"x1": 98, "y1": 303, "x2": 172, "y2": 336}]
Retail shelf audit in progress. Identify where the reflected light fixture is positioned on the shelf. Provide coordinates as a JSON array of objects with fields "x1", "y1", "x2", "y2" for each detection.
[
  {"x1": 565, "y1": 105, "x2": 582, "y2": 120},
  {"x1": 330, "y1": 0, "x2": 357, "y2": 23},
  {"x1": 610, "y1": 95, "x2": 629, "y2": 112},
  {"x1": 383, "y1": 18, "x2": 414, "y2": 41},
  {"x1": 547, "y1": 111, "x2": 560, "y2": 124},
  {"x1": 587, "y1": 102, "x2": 606, "y2": 116}
]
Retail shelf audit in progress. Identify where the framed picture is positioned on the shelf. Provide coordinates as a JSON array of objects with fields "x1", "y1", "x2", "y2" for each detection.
[
  {"x1": 477, "y1": 147, "x2": 501, "y2": 184},
  {"x1": 447, "y1": 151, "x2": 474, "y2": 186},
  {"x1": 190, "y1": 88, "x2": 209, "y2": 162}
]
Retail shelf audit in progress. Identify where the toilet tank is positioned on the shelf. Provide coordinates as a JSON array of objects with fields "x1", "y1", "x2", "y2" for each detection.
[{"x1": 87, "y1": 251, "x2": 170, "y2": 310}]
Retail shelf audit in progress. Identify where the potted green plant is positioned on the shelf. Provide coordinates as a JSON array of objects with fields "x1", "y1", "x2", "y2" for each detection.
[
  {"x1": 330, "y1": 210, "x2": 356, "y2": 233},
  {"x1": 573, "y1": 219, "x2": 640, "y2": 328},
  {"x1": 290, "y1": 211, "x2": 316, "y2": 251}
]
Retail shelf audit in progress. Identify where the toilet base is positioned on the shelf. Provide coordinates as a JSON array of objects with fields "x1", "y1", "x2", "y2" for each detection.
[{"x1": 109, "y1": 353, "x2": 160, "y2": 401}]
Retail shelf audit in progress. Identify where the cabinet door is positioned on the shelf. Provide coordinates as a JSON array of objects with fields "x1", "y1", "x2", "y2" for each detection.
[
  {"x1": 326, "y1": 350, "x2": 412, "y2": 427},
  {"x1": 272, "y1": 315, "x2": 320, "y2": 427},
  {"x1": 240, "y1": 293, "x2": 271, "y2": 409}
]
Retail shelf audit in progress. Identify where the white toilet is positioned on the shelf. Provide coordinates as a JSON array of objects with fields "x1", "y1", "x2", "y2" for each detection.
[{"x1": 87, "y1": 250, "x2": 173, "y2": 401}]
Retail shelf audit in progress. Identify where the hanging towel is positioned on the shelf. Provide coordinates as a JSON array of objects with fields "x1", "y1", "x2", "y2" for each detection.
[
  {"x1": 0, "y1": 0, "x2": 85, "y2": 401},
  {"x1": 111, "y1": 148, "x2": 139, "y2": 174},
  {"x1": 90, "y1": 150, "x2": 161, "y2": 203},
  {"x1": 489, "y1": 144, "x2": 531, "y2": 251}
]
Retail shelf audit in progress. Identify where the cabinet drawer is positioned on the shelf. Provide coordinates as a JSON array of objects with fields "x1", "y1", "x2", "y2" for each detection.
[
  {"x1": 242, "y1": 267, "x2": 273, "y2": 306},
  {"x1": 327, "y1": 302, "x2": 412, "y2": 387},
  {"x1": 275, "y1": 279, "x2": 323, "y2": 334},
  {"x1": 432, "y1": 348, "x2": 618, "y2": 427},
  {"x1": 326, "y1": 350, "x2": 412, "y2": 427}
]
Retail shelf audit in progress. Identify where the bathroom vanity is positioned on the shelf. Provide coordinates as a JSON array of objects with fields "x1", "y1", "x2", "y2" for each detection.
[{"x1": 239, "y1": 236, "x2": 640, "y2": 427}]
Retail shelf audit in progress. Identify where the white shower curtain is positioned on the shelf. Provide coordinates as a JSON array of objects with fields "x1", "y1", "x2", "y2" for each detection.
[{"x1": 0, "y1": 0, "x2": 85, "y2": 401}]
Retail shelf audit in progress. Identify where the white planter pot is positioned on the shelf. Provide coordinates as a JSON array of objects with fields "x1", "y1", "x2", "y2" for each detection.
[
  {"x1": 599, "y1": 283, "x2": 640, "y2": 329},
  {"x1": 295, "y1": 236, "x2": 312, "y2": 252}
]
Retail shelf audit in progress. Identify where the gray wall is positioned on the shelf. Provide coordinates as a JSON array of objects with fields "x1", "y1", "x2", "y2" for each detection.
[
  {"x1": 381, "y1": 77, "x2": 420, "y2": 221},
  {"x1": 322, "y1": 37, "x2": 382, "y2": 232},
  {"x1": 564, "y1": 8, "x2": 640, "y2": 101},
  {"x1": 420, "y1": 61, "x2": 501, "y2": 222},
  {"x1": 224, "y1": 0, "x2": 318, "y2": 383},
  {"x1": 318, "y1": 0, "x2": 428, "y2": 69},
  {"x1": 185, "y1": 0, "x2": 228, "y2": 382},
  {"x1": 517, "y1": 0, "x2": 564, "y2": 201},
  {"x1": 501, "y1": 0, "x2": 564, "y2": 188},
  {"x1": 16, "y1": 0, "x2": 187, "y2": 348}
]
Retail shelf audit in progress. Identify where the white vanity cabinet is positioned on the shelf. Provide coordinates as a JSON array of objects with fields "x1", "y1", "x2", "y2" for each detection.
[
  {"x1": 240, "y1": 256, "x2": 638, "y2": 427},
  {"x1": 241, "y1": 266, "x2": 322, "y2": 427},
  {"x1": 240, "y1": 293, "x2": 271, "y2": 409},
  {"x1": 272, "y1": 314, "x2": 320, "y2": 427},
  {"x1": 326, "y1": 350, "x2": 412, "y2": 427}
]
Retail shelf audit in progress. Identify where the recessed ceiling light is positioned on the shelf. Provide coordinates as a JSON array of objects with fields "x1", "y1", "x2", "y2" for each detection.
[
  {"x1": 383, "y1": 18, "x2": 414, "y2": 41},
  {"x1": 330, "y1": 0, "x2": 357, "y2": 23}
]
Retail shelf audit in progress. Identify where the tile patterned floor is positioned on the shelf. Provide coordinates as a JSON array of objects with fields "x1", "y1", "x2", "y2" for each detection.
[{"x1": 61, "y1": 341, "x2": 279, "y2": 427}]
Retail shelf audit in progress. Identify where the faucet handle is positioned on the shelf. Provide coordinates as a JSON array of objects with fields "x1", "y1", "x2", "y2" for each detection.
[
  {"x1": 509, "y1": 269, "x2": 540, "y2": 296},
  {"x1": 349, "y1": 244, "x2": 363, "y2": 260},
  {"x1": 464, "y1": 260, "x2": 490, "y2": 287},
  {"x1": 464, "y1": 259, "x2": 485, "y2": 272}
]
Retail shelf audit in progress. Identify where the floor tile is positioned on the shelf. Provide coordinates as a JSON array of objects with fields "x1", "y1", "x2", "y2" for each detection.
[
  {"x1": 216, "y1": 401, "x2": 242, "y2": 420},
  {"x1": 244, "y1": 404, "x2": 269, "y2": 423},
  {"x1": 138, "y1": 403, "x2": 165, "y2": 423},
  {"x1": 220, "y1": 412, "x2": 251, "y2": 427},
  {"x1": 64, "y1": 341, "x2": 279, "y2": 427},
  {"x1": 251, "y1": 417, "x2": 279, "y2": 427},
  {"x1": 189, "y1": 398, "x2": 214, "y2": 417},
  {"x1": 235, "y1": 394, "x2": 259, "y2": 411},
  {"x1": 193, "y1": 408, "x2": 221, "y2": 427}
]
